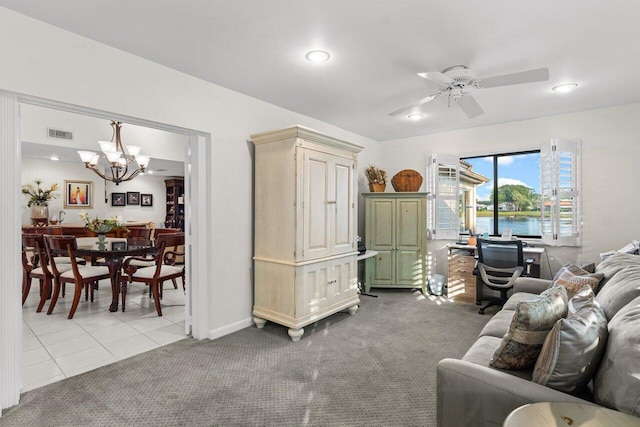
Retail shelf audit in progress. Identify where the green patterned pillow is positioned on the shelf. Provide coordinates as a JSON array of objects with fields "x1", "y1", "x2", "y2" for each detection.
[{"x1": 491, "y1": 286, "x2": 568, "y2": 370}]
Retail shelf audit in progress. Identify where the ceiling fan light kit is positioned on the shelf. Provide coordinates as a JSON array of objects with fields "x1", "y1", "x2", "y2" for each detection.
[
  {"x1": 305, "y1": 50, "x2": 330, "y2": 63},
  {"x1": 552, "y1": 83, "x2": 578, "y2": 93},
  {"x1": 390, "y1": 65, "x2": 550, "y2": 119}
]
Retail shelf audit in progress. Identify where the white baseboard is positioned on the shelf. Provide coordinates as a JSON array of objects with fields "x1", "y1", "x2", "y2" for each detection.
[{"x1": 207, "y1": 317, "x2": 254, "y2": 340}]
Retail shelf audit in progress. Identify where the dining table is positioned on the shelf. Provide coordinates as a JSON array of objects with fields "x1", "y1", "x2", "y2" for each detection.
[{"x1": 75, "y1": 237, "x2": 157, "y2": 312}]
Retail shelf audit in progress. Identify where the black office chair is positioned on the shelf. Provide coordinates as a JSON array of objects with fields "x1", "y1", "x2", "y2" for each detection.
[{"x1": 475, "y1": 238, "x2": 530, "y2": 315}]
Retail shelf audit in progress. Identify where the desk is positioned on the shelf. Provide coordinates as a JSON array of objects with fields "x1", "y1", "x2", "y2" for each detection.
[
  {"x1": 504, "y1": 402, "x2": 640, "y2": 427},
  {"x1": 357, "y1": 250, "x2": 378, "y2": 297},
  {"x1": 75, "y1": 237, "x2": 156, "y2": 313},
  {"x1": 447, "y1": 243, "x2": 545, "y2": 304}
]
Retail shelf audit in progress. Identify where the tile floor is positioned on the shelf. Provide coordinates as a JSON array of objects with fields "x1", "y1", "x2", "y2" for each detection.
[{"x1": 21, "y1": 278, "x2": 187, "y2": 392}]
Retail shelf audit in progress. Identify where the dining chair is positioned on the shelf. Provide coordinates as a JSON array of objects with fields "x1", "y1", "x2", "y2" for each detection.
[
  {"x1": 44, "y1": 235, "x2": 110, "y2": 319},
  {"x1": 120, "y1": 233, "x2": 185, "y2": 316},
  {"x1": 21, "y1": 233, "x2": 72, "y2": 312}
]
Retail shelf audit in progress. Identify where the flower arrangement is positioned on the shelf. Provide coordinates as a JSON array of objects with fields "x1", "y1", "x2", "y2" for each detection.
[
  {"x1": 22, "y1": 180, "x2": 59, "y2": 207},
  {"x1": 79, "y1": 210, "x2": 127, "y2": 234},
  {"x1": 365, "y1": 165, "x2": 387, "y2": 184}
]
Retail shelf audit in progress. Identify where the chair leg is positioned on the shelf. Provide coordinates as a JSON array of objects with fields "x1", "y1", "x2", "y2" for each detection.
[
  {"x1": 37, "y1": 277, "x2": 53, "y2": 312},
  {"x1": 22, "y1": 271, "x2": 31, "y2": 306},
  {"x1": 151, "y1": 280, "x2": 163, "y2": 316},
  {"x1": 68, "y1": 281, "x2": 83, "y2": 319},
  {"x1": 121, "y1": 280, "x2": 127, "y2": 312},
  {"x1": 47, "y1": 278, "x2": 62, "y2": 315}
]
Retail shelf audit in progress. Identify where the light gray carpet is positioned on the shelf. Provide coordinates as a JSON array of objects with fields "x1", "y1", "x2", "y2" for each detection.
[{"x1": 2, "y1": 290, "x2": 489, "y2": 426}]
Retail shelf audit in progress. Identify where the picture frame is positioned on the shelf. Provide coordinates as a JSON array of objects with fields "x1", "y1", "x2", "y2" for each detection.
[
  {"x1": 111, "y1": 241, "x2": 126, "y2": 251},
  {"x1": 127, "y1": 192, "x2": 140, "y2": 205},
  {"x1": 64, "y1": 180, "x2": 93, "y2": 208},
  {"x1": 141, "y1": 194, "x2": 153, "y2": 207},
  {"x1": 111, "y1": 192, "x2": 126, "y2": 207}
]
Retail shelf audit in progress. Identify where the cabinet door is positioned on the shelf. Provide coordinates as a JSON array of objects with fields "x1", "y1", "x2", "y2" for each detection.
[
  {"x1": 300, "y1": 150, "x2": 332, "y2": 260},
  {"x1": 366, "y1": 198, "x2": 395, "y2": 285},
  {"x1": 395, "y1": 198, "x2": 425, "y2": 286},
  {"x1": 296, "y1": 256, "x2": 357, "y2": 318},
  {"x1": 331, "y1": 156, "x2": 355, "y2": 255}
]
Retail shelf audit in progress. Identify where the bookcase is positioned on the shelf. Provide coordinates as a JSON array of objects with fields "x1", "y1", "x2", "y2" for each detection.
[{"x1": 164, "y1": 178, "x2": 184, "y2": 230}]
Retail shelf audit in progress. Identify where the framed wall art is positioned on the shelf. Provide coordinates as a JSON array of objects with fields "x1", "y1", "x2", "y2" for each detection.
[
  {"x1": 111, "y1": 192, "x2": 126, "y2": 207},
  {"x1": 141, "y1": 194, "x2": 153, "y2": 207},
  {"x1": 64, "y1": 180, "x2": 93, "y2": 208},
  {"x1": 127, "y1": 192, "x2": 140, "y2": 205}
]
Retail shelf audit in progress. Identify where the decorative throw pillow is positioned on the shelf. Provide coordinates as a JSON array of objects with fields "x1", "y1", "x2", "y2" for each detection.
[
  {"x1": 533, "y1": 288, "x2": 608, "y2": 394},
  {"x1": 593, "y1": 295, "x2": 640, "y2": 416},
  {"x1": 490, "y1": 286, "x2": 568, "y2": 370},
  {"x1": 553, "y1": 269, "x2": 603, "y2": 299},
  {"x1": 552, "y1": 263, "x2": 597, "y2": 282}
]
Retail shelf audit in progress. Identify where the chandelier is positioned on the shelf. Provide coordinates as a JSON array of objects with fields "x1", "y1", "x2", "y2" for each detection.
[{"x1": 77, "y1": 121, "x2": 150, "y2": 185}]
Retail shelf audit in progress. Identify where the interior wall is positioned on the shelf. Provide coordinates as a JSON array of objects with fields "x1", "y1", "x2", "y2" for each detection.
[
  {"x1": 0, "y1": 7, "x2": 380, "y2": 336},
  {"x1": 377, "y1": 102, "x2": 640, "y2": 275},
  {"x1": 21, "y1": 158, "x2": 168, "y2": 226}
]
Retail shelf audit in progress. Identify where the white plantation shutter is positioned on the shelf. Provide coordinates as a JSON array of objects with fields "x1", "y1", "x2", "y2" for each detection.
[
  {"x1": 427, "y1": 154, "x2": 460, "y2": 240},
  {"x1": 540, "y1": 139, "x2": 581, "y2": 246}
]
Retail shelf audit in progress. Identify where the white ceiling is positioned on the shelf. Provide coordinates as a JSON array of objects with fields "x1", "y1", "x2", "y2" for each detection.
[{"x1": 2, "y1": 1, "x2": 640, "y2": 141}]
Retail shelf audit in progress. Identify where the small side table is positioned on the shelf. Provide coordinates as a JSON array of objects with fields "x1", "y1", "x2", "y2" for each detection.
[
  {"x1": 504, "y1": 402, "x2": 640, "y2": 427},
  {"x1": 357, "y1": 250, "x2": 378, "y2": 298}
]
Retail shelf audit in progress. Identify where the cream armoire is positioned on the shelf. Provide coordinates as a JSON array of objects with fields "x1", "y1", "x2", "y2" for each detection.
[
  {"x1": 251, "y1": 126, "x2": 363, "y2": 341},
  {"x1": 363, "y1": 193, "x2": 428, "y2": 294}
]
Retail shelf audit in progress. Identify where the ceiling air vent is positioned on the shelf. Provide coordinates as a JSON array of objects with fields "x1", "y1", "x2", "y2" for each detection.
[{"x1": 47, "y1": 128, "x2": 73, "y2": 140}]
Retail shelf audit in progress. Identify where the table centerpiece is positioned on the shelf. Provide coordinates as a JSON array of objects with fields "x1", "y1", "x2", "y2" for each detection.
[{"x1": 79, "y1": 211, "x2": 127, "y2": 248}]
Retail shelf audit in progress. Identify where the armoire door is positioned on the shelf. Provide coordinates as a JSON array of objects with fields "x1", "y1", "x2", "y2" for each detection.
[
  {"x1": 395, "y1": 198, "x2": 424, "y2": 286},
  {"x1": 366, "y1": 198, "x2": 395, "y2": 284},
  {"x1": 300, "y1": 149, "x2": 332, "y2": 260}
]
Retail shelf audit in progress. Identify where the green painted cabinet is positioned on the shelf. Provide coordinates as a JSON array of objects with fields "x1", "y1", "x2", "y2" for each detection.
[{"x1": 364, "y1": 193, "x2": 427, "y2": 293}]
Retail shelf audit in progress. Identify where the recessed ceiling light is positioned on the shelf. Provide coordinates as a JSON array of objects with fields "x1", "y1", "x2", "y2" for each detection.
[
  {"x1": 552, "y1": 83, "x2": 578, "y2": 93},
  {"x1": 50, "y1": 155, "x2": 60, "y2": 161},
  {"x1": 305, "y1": 50, "x2": 330, "y2": 63},
  {"x1": 408, "y1": 113, "x2": 425, "y2": 121}
]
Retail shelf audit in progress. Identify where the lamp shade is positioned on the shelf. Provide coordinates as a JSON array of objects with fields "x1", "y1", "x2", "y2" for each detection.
[
  {"x1": 78, "y1": 150, "x2": 97, "y2": 163},
  {"x1": 136, "y1": 155, "x2": 150, "y2": 168}
]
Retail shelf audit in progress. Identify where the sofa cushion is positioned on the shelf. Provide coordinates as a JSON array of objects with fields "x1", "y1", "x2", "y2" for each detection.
[
  {"x1": 532, "y1": 288, "x2": 608, "y2": 394},
  {"x1": 593, "y1": 295, "x2": 640, "y2": 416},
  {"x1": 552, "y1": 269, "x2": 603, "y2": 299},
  {"x1": 502, "y1": 292, "x2": 539, "y2": 311},
  {"x1": 490, "y1": 286, "x2": 568, "y2": 370},
  {"x1": 478, "y1": 309, "x2": 515, "y2": 338},
  {"x1": 463, "y1": 335, "x2": 532, "y2": 380},
  {"x1": 595, "y1": 252, "x2": 640, "y2": 288},
  {"x1": 595, "y1": 265, "x2": 640, "y2": 320}
]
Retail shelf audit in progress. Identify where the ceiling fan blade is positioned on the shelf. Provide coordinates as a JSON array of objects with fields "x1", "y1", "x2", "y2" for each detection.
[
  {"x1": 475, "y1": 68, "x2": 549, "y2": 88},
  {"x1": 417, "y1": 71, "x2": 454, "y2": 86},
  {"x1": 456, "y1": 94, "x2": 485, "y2": 119},
  {"x1": 387, "y1": 93, "x2": 441, "y2": 117}
]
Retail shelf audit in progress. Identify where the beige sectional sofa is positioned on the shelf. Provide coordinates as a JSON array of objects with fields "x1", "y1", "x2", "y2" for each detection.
[{"x1": 437, "y1": 252, "x2": 640, "y2": 427}]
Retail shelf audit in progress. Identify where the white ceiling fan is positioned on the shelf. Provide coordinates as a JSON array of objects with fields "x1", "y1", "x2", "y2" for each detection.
[{"x1": 388, "y1": 65, "x2": 550, "y2": 119}]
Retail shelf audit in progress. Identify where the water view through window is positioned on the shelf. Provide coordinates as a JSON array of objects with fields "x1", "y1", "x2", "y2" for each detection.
[{"x1": 464, "y1": 151, "x2": 541, "y2": 237}]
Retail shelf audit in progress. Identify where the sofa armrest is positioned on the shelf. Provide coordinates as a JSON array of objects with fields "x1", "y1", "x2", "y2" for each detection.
[
  {"x1": 512, "y1": 277, "x2": 551, "y2": 295},
  {"x1": 437, "y1": 358, "x2": 591, "y2": 427}
]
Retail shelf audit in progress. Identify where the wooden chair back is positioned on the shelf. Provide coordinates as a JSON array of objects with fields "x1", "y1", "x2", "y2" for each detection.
[
  {"x1": 44, "y1": 235, "x2": 79, "y2": 276},
  {"x1": 153, "y1": 227, "x2": 181, "y2": 240}
]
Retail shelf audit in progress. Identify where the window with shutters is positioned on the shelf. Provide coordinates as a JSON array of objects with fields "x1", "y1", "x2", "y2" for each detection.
[{"x1": 429, "y1": 139, "x2": 581, "y2": 245}]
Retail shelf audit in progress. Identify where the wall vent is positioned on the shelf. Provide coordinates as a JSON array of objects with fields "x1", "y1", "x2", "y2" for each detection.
[{"x1": 47, "y1": 128, "x2": 73, "y2": 140}]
